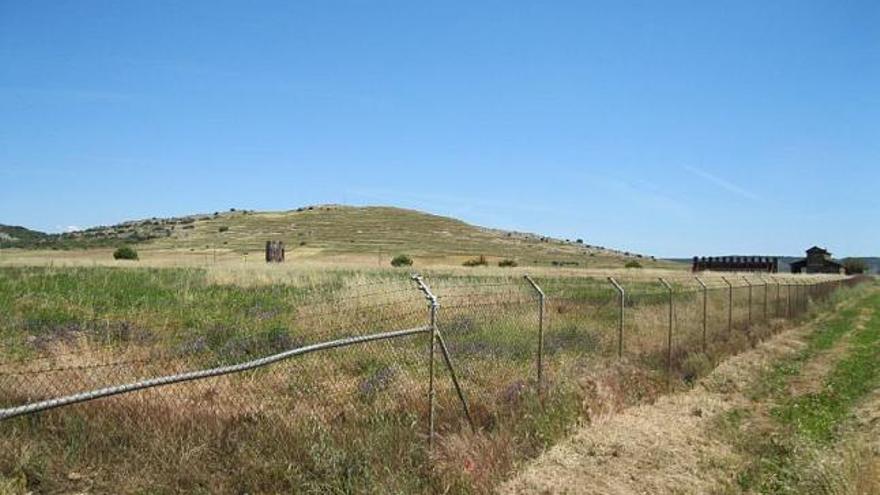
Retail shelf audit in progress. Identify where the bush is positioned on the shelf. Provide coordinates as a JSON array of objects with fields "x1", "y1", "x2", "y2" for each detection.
[
  {"x1": 498, "y1": 259, "x2": 518, "y2": 268},
  {"x1": 624, "y1": 260, "x2": 642, "y2": 269},
  {"x1": 113, "y1": 246, "x2": 139, "y2": 261},
  {"x1": 842, "y1": 258, "x2": 868, "y2": 275},
  {"x1": 463, "y1": 255, "x2": 488, "y2": 267},
  {"x1": 390, "y1": 254, "x2": 413, "y2": 267},
  {"x1": 218, "y1": 226, "x2": 229, "y2": 232}
]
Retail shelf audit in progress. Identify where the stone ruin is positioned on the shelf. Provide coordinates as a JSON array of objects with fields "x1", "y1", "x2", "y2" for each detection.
[{"x1": 265, "y1": 240, "x2": 285, "y2": 263}]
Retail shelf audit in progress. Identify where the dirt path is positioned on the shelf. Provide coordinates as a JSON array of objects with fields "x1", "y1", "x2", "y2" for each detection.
[{"x1": 498, "y1": 298, "x2": 871, "y2": 495}]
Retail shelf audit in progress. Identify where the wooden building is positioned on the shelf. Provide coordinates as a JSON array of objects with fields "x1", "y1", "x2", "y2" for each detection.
[{"x1": 789, "y1": 246, "x2": 843, "y2": 274}]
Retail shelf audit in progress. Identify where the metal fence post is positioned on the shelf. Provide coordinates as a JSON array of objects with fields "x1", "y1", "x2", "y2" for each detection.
[
  {"x1": 695, "y1": 277, "x2": 708, "y2": 353},
  {"x1": 412, "y1": 275, "x2": 438, "y2": 448},
  {"x1": 743, "y1": 276, "x2": 752, "y2": 330},
  {"x1": 722, "y1": 276, "x2": 733, "y2": 334},
  {"x1": 524, "y1": 275, "x2": 546, "y2": 402},
  {"x1": 775, "y1": 279, "x2": 781, "y2": 317},
  {"x1": 759, "y1": 276, "x2": 768, "y2": 322},
  {"x1": 608, "y1": 277, "x2": 625, "y2": 358},
  {"x1": 412, "y1": 275, "x2": 475, "y2": 438},
  {"x1": 659, "y1": 278, "x2": 674, "y2": 387},
  {"x1": 787, "y1": 281, "x2": 792, "y2": 318}
]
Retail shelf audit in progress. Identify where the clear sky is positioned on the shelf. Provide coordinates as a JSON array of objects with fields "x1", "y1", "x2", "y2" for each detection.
[{"x1": 1, "y1": 1, "x2": 877, "y2": 258}]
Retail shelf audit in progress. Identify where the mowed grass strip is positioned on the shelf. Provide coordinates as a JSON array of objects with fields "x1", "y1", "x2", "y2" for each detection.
[
  {"x1": 773, "y1": 292, "x2": 880, "y2": 442},
  {"x1": 724, "y1": 284, "x2": 880, "y2": 493}
]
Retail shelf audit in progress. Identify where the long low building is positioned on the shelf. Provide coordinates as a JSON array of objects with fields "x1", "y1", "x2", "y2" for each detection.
[{"x1": 692, "y1": 256, "x2": 779, "y2": 273}]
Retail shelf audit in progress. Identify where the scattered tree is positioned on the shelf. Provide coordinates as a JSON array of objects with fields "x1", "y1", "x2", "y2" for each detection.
[
  {"x1": 390, "y1": 254, "x2": 413, "y2": 267},
  {"x1": 842, "y1": 258, "x2": 868, "y2": 275},
  {"x1": 624, "y1": 260, "x2": 642, "y2": 269},
  {"x1": 463, "y1": 255, "x2": 488, "y2": 267},
  {"x1": 113, "y1": 246, "x2": 139, "y2": 261}
]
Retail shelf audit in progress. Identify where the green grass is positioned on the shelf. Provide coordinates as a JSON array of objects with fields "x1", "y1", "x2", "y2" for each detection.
[
  {"x1": 723, "y1": 285, "x2": 880, "y2": 493},
  {"x1": 773, "y1": 293, "x2": 880, "y2": 443}
]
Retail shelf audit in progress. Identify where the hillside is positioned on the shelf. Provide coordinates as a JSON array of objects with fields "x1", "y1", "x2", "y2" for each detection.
[
  {"x1": 2, "y1": 205, "x2": 680, "y2": 269},
  {"x1": 0, "y1": 225, "x2": 47, "y2": 245}
]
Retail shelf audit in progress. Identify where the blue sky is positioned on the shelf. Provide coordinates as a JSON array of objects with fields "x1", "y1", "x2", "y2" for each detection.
[{"x1": 1, "y1": 1, "x2": 877, "y2": 257}]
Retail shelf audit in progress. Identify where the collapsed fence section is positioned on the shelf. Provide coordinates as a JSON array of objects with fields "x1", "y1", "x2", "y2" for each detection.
[{"x1": 0, "y1": 271, "x2": 868, "y2": 493}]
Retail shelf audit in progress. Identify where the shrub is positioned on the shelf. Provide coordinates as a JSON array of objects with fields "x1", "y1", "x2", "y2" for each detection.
[
  {"x1": 113, "y1": 246, "x2": 138, "y2": 261},
  {"x1": 842, "y1": 258, "x2": 868, "y2": 275},
  {"x1": 680, "y1": 353, "x2": 713, "y2": 384},
  {"x1": 463, "y1": 255, "x2": 488, "y2": 267},
  {"x1": 218, "y1": 226, "x2": 229, "y2": 232},
  {"x1": 624, "y1": 260, "x2": 642, "y2": 269},
  {"x1": 390, "y1": 254, "x2": 413, "y2": 267},
  {"x1": 498, "y1": 259, "x2": 518, "y2": 268}
]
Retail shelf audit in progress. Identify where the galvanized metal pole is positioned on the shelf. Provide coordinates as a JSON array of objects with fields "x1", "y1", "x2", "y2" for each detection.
[
  {"x1": 524, "y1": 275, "x2": 546, "y2": 401},
  {"x1": 721, "y1": 276, "x2": 733, "y2": 334},
  {"x1": 1, "y1": 325, "x2": 432, "y2": 421},
  {"x1": 412, "y1": 275, "x2": 438, "y2": 448},
  {"x1": 659, "y1": 278, "x2": 674, "y2": 388},
  {"x1": 775, "y1": 279, "x2": 782, "y2": 317},
  {"x1": 433, "y1": 329, "x2": 476, "y2": 433},
  {"x1": 742, "y1": 276, "x2": 752, "y2": 330},
  {"x1": 787, "y1": 281, "x2": 792, "y2": 318},
  {"x1": 695, "y1": 277, "x2": 708, "y2": 353},
  {"x1": 608, "y1": 277, "x2": 626, "y2": 358},
  {"x1": 759, "y1": 275, "x2": 768, "y2": 321},
  {"x1": 413, "y1": 275, "x2": 476, "y2": 436}
]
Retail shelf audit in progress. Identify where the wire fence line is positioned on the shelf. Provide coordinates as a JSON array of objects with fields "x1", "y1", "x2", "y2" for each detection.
[{"x1": 0, "y1": 271, "x2": 868, "y2": 489}]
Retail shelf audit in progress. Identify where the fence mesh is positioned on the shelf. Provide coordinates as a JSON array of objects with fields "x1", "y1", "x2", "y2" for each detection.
[{"x1": 0, "y1": 270, "x2": 865, "y2": 493}]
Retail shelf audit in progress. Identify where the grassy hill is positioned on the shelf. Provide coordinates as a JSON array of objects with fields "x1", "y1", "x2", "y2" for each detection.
[
  {"x1": 2, "y1": 205, "x2": 681, "y2": 269},
  {"x1": 0, "y1": 225, "x2": 48, "y2": 245}
]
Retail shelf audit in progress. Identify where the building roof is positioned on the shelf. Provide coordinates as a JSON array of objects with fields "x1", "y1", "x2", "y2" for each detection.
[{"x1": 807, "y1": 246, "x2": 830, "y2": 255}]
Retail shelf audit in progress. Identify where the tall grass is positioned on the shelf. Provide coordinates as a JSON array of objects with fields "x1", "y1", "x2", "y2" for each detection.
[{"x1": 0, "y1": 266, "x2": 853, "y2": 493}]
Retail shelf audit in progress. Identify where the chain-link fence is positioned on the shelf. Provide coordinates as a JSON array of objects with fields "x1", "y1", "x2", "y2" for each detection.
[{"x1": 0, "y1": 272, "x2": 867, "y2": 493}]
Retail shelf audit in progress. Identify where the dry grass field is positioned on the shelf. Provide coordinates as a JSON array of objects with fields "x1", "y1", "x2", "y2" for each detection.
[
  {"x1": 0, "y1": 206, "x2": 866, "y2": 494},
  {"x1": 502, "y1": 281, "x2": 880, "y2": 494},
  {"x1": 0, "y1": 261, "x2": 856, "y2": 494},
  {"x1": 0, "y1": 205, "x2": 682, "y2": 271}
]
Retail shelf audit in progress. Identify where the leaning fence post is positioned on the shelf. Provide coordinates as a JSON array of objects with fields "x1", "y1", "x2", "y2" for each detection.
[
  {"x1": 524, "y1": 275, "x2": 546, "y2": 402},
  {"x1": 659, "y1": 278, "x2": 674, "y2": 388},
  {"x1": 608, "y1": 277, "x2": 625, "y2": 358},
  {"x1": 412, "y1": 275, "x2": 476, "y2": 438},
  {"x1": 695, "y1": 277, "x2": 708, "y2": 353},
  {"x1": 721, "y1": 276, "x2": 733, "y2": 334}
]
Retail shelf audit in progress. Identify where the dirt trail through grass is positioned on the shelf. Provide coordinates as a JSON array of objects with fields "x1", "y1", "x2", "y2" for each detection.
[{"x1": 499, "y1": 286, "x2": 879, "y2": 494}]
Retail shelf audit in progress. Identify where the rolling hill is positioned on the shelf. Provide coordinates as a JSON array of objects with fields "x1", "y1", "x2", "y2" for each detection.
[{"x1": 1, "y1": 205, "x2": 680, "y2": 269}]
